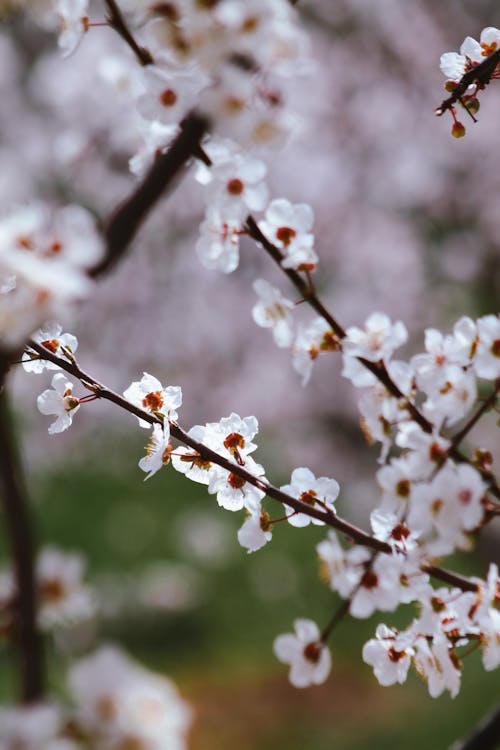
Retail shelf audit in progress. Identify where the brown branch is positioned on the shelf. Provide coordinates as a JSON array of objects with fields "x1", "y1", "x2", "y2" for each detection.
[
  {"x1": 436, "y1": 48, "x2": 500, "y2": 116},
  {"x1": 91, "y1": 112, "x2": 209, "y2": 277},
  {"x1": 103, "y1": 0, "x2": 153, "y2": 66},
  {"x1": 450, "y1": 704, "x2": 500, "y2": 750},
  {"x1": 0, "y1": 358, "x2": 44, "y2": 702},
  {"x1": 27, "y1": 341, "x2": 477, "y2": 594},
  {"x1": 242, "y1": 216, "x2": 500, "y2": 501}
]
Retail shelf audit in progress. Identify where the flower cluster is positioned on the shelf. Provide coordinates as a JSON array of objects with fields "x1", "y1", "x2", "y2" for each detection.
[
  {"x1": 363, "y1": 564, "x2": 500, "y2": 697},
  {"x1": 438, "y1": 26, "x2": 500, "y2": 137},
  {"x1": 0, "y1": 646, "x2": 191, "y2": 750},
  {"x1": 0, "y1": 204, "x2": 102, "y2": 350}
]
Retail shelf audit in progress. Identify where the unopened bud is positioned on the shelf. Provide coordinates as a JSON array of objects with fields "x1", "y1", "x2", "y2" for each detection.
[
  {"x1": 465, "y1": 98, "x2": 480, "y2": 115},
  {"x1": 451, "y1": 121, "x2": 466, "y2": 138}
]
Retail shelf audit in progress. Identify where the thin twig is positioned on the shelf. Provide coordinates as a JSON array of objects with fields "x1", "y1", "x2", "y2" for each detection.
[
  {"x1": 449, "y1": 379, "x2": 500, "y2": 451},
  {"x1": 27, "y1": 341, "x2": 478, "y2": 594},
  {"x1": 0, "y1": 359, "x2": 44, "y2": 702}
]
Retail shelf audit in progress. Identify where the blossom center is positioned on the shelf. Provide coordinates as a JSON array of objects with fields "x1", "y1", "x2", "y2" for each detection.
[
  {"x1": 361, "y1": 570, "x2": 378, "y2": 589},
  {"x1": 396, "y1": 479, "x2": 411, "y2": 498},
  {"x1": 142, "y1": 391, "x2": 164, "y2": 411},
  {"x1": 159, "y1": 88, "x2": 177, "y2": 107},
  {"x1": 276, "y1": 226, "x2": 296, "y2": 246},
  {"x1": 227, "y1": 178, "x2": 244, "y2": 195},
  {"x1": 41, "y1": 339, "x2": 59, "y2": 353},
  {"x1": 40, "y1": 578, "x2": 65, "y2": 602},
  {"x1": 300, "y1": 489, "x2": 317, "y2": 506},
  {"x1": 303, "y1": 641, "x2": 322, "y2": 664},
  {"x1": 228, "y1": 473, "x2": 246, "y2": 490},
  {"x1": 491, "y1": 339, "x2": 500, "y2": 357}
]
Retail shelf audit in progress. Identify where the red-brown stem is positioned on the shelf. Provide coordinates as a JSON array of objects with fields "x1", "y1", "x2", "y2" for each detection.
[
  {"x1": 27, "y1": 341, "x2": 478, "y2": 594},
  {"x1": 103, "y1": 0, "x2": 153, "y2": 66},
  {"x1": 321, "y1": 598, "x2": 350, "y2": 643},
  {"x1": 0, "y1": 357, "x2": 44, "y2": 702}
]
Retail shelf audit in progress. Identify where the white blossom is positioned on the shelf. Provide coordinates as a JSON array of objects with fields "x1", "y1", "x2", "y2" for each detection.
[
  {"x1": 273, "y1": 619, "x2": 331, "y2": 688},
  {"x1": 37, "y1": 372, "x2": 80, "y2": 434},
  {"x1": 252, "y1": 278, "x2": 295, "y2": 348},
  {"x1": 123, "y1": 372, "x2": 182, "y2": 429}
]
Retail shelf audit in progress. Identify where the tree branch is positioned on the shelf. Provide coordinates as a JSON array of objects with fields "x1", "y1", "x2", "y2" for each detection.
[
  {"x1": 27, "y1": 341, "x2": 478, "y2": 594},
  {"x1": 450, "y1": 704, "x2": 500, "y2": 750},
  {"x1": 91, "y1": 112, "x2": 209, "y2": 277},
  {"x1": 103, "y1": 0, "x2": 153, "y2": 66},
  {"x1": 0, "y1": 359, "x2": 44, "y2": 702}
]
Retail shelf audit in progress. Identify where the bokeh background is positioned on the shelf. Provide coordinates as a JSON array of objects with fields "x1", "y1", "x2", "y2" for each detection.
[{"x1": 1, "y1": 0, "x2": 500, "y2": 747}]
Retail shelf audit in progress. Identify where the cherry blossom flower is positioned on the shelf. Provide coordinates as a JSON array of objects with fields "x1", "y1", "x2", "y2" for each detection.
[
  {"x1": 136, "y1": 64, "x2": 208, "y2": 125},
  {"x1": 406, "y1": 462, "x2": 486, "y2": 554},
  {"x1": 280, "y1": 467, "x2": 339, "y2": 527},
  {"x1": 474, "y1": 314, "x2": 500, "y2": 379},
  {"x1": 68, "y1": 646, "x2": 191, "y2": 748},
  {"x1": 36, "y1": 547, "x2": 96, "y2": 629},
  {"x1": 204, "y1": 152, "x2": 268, "y2": 222},
  {"x1": 237, "y1": 504, "x2": 273, "y2": 553},
  {"x1": 123, "y1": 372, "x2": 182, "y2": 429},
  {"x1": 203, "y1": 412, "x2": 259, "y2": 464},
  {"x1": 349, "y1": 554, "x2": 405, "y2": 619},
  {"x1": 292, "y1": 317, "x2": 338, "y2": 385},
  {"x1": 252, "y1": 278, "x2": 295, "y2": 348},
  {"x1": 370, "y1": 509, "x2": 417, "y2": 553},
  {"x1": 258, "y1": 198, "x2": 317, "y2": 271},
  {"x1": 362, "y1": 624, "x2": 415, "y2": 687},
  {"x1": 171, "y1": 425, "x2": 214, "y2": 485},
  {"x1": 0, "y1": 202, "x2": 102, "y2": 348},
  {"x1": 343, "y1": 312, "x2": 408, "y2": 363},
  {"x1": 22, "y1": 323, "x2": 77, "y2": 373},
  {"x1": 196, "y1": 209, "x2": 241, "y2": 273},
  {"x1": 317, "y1": 531, "x2": 362, "y2": 597},
  {"x1": 395, "y1": 423, "x2": 451, "y2": 480},
  {"x1": 28, "y1": 0, "x2": 89, "y2": 57},
  {"x1": 139, "y1": 420, "x2": 172, "y2": 480},
  {"x1": 375, "y1": 456, "x2": 417, "y2": 514},
  {"x1": 421, "y1": 364, "x2": 477, "y2": 428},
  {"x1": 207, "y1": 456, "x2": 266, "y2": 512},
  {"x1": 273, "y1": 619, "x2": 331, "y2": 688},
  {"x1": 413, "y1": 636, "x2": 461, "y2": 698},
  {"x1": 37, "y1": 372, "x2": 80, "y2": 434}
]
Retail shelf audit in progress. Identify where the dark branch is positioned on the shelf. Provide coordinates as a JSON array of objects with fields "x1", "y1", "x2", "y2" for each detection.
[
  {"x1": 436, "y1": 48, "x2": 500, "y2": 116},
  {"x1": 0, "y1": 359, "x2": 44, "y2": 702},
  {"x1": 103, "y1": 0, "x2": 153, "y2": 66},
  {"x1": 450, "y1": 704, "x2": 500, "y2": 750},
  {"x1": 27, "y1": 341, "x2": 478, "y2": 594},
  {"x1": 91, "y1": 113, "x2": 209, "y2": 277}
]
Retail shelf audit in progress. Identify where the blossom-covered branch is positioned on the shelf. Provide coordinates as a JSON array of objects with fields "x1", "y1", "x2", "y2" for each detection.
[{"x1": 27, "y1": 339, "x2": 478, "y2": 595}]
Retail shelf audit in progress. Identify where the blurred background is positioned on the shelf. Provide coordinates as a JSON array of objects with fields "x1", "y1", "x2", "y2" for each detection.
[{"x1": 1, "y1": 0, "x2": 500, "y2": 747}]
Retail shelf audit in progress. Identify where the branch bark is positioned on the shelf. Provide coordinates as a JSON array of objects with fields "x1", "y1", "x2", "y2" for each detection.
[
  {"x1": 450, "y1": 705, "x2": 500, "y2": 750},
  {"x1": 27, "y1": 341, "x2": 478, "y2": 595},
  {"x1": 91, "y1": 113, "x2": 209, "y2": 277},
  {"x1": 0, "y1": 359, "x2": 44, "y2": 702}
]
